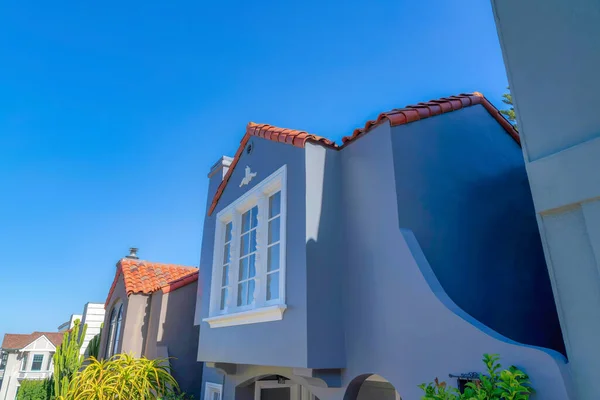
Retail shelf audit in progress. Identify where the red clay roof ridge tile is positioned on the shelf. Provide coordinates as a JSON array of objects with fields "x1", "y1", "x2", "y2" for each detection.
[
  {"x1": 207, "y1": 92, "x2": 519, "y2": 216},
  {"x1": 340, "y1": 92, "x2": 519, "y2": 146},
  {"x1": 246, "y1": 122, "x2": 337, "y2": 148},
  {"x1": 104, "y1": 258, "x2": 199, "y2": 307}
]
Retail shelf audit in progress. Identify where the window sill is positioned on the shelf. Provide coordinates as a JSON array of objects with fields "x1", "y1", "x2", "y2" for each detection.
[{"x1": 203, "y1": 304, "x2": 287, "y2": 328}]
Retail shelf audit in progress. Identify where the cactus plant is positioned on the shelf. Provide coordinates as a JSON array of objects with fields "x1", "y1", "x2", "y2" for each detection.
[
  {"x1": 86, "y1": 323, "x2": 103, "y2": 359},
  {"x1": 53, "y1": 319, "x2": 87, "y2": 398}
]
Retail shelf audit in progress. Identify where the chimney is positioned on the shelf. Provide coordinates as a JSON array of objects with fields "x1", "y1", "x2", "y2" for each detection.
[
  {"x1": 208, "y1": 156, "x2": 233, "y2": 180},
  {"x1": 126, "y1": 247, "x2": 139, "y2": 259}
]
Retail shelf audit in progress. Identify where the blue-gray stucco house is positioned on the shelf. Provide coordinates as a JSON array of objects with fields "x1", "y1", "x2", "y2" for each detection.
[{"x1": 193, "y1": 93, "x2": 572, "y2": 400}]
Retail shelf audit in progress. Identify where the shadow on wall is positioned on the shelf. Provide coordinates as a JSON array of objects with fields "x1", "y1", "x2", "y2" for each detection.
[
  {"x1": 453, "y1": 166, "x2": 565, "y2": 355},
  {"x1": 392, "y1": 134, "x2": 566, "y2": 356},
  {"x1": 344, "y1": 374, "x2": 401, "y2": 400},
  {"x1": 155, "y1": 283, "x2": 204, "y2": 399}
]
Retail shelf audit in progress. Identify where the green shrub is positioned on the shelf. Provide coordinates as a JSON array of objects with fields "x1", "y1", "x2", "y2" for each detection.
[
  {"x1": 419, "y1": 354, "x2": 534, "y2": 400},
  {"x1": 16, "y1": 379, "x2": 53, "y2": 400},
  {"x1": 57, "y1": 353, "x2": 179, "y2": 399}
]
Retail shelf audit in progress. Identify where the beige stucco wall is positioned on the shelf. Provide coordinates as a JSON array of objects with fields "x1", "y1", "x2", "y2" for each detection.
[{"x1": 144, "y1": 283, "x2": 202, "y2": 398}]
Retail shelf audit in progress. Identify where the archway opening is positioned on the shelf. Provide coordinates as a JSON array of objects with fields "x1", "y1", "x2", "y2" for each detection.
[
  {"x1": 344, "y1": 374, "x2": 401, "y2": 400},
  {"x1": 236, "y1": 374, "x2": 320, "y2": 400}
]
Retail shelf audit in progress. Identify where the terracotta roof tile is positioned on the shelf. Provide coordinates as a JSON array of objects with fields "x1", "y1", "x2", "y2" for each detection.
[
  {"x1": 105, "y1": 258, "x2": 198, "y2": 307},
  {"x1": 341, "y1": 93, "x2": 519, "y2": 146},
  {"x1": 246, "y1": 122, "x2": 336, "y2": 148},
  {"x1": 2, "y1": 332, "x2": 64, "y2": 350},
  {"x1": 207, "y1": 93, "x2": 519, "y2": 215}
]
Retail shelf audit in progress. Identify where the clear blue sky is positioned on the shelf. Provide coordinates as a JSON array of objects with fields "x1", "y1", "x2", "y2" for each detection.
[{"x1": 0, "y1": 0, "x2": 509, "y2": 340}]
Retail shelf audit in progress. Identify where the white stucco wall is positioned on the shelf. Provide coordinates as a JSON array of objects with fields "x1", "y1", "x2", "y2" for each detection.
[
  {"x1": 80, "y1": 302, "x2": 106, "y2": 356},
  {"x1": 0, "y1": 336, "x2": 55, "y2": 400},
  {"x1": 491, "y1": 1, "x2": 600, "y2": 399}
]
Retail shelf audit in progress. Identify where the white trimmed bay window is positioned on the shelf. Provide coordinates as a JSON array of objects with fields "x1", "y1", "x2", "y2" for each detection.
[{"x1": 204, "y1": 165, "x2": 287, "y2": 328}]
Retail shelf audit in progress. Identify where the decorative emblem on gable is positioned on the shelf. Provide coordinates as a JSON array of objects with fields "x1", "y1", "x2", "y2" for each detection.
[{"x1": 240, "y1": 166, "x2": 257, "y2": 187}]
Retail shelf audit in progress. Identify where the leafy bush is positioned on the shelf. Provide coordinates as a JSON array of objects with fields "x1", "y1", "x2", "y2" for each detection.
[
  {"x1": 16, "y1": 379, "x2": 53, "y2": 400},
  {"x1": 56, "y1": 353, "x2": 179, "y2": 399},
  {"x1": 419, "y1": 354, "x2": 534, "y2": 400}
]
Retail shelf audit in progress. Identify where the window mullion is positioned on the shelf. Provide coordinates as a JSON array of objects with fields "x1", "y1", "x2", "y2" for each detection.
[
  {"x1": 227, "y1": 212, "x2": 242, "y2": 310},
  {"x1": 253, "y1": 194, "x2": 269, "y2": 307}
]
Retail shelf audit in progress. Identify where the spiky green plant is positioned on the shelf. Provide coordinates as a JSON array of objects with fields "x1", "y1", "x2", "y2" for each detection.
[
  {"x1": 86, "y1": 323, "x2": 103, "y2": 360},
  {"x1": 53, "y1": 319, "x2": 87, "y2": 398},
  {"x1": 57, "y1": 353, "x2": 179, "y2": 399}
]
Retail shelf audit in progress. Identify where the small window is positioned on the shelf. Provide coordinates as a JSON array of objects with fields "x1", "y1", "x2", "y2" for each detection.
[
  {"x1": 20, "y1": 353, "x2": 28, "y2": 371},
  {"x1": 0, "y1": 351, "x2": 7, "y2": 369},
  {"x1": 31, "y1": 354, "x2": 44, "y2": 371}
]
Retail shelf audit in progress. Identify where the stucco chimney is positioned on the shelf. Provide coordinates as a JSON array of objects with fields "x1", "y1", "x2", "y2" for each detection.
[
  {"x1": 208, "y1": 156, "x2": 233, "y2": 180},
  {"x1": 126, "y1": 247, "x2": 139, "y2": 259}
]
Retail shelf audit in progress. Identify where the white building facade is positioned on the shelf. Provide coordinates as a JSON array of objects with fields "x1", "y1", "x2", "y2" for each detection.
[
  {"x1": 0, "y1": 333, "x2": 62, "y2": 400},
  {"x1": 58, "y1": 302, "x2": 105, "y2": 356}
]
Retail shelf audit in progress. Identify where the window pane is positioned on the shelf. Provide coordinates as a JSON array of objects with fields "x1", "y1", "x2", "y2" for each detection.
[
  {"x1": 31, "y1": 355, "x2": 43, "y2": 371},
  {"x1": 251, "y1": 205, "x2": 258, "y2": 228},
  {"x1": 222, "y1": 265, "x2": 229, "y2": 286},
  {"x1": 225, "y1": 222, "x2": 232, "y2": 242},
  {"x1": 249, "y1": 229, "x2": 257, "y2": 253},
  {"x1": 220, "y1": 288, "x2": 228, "y2": 310},
  {"x1": 239, "y1": 257, "x2": 249, "y2": 280},
  {"x1": 269, "y1": 192, "x2": 281, "y2": 218},
  {"x1": 249, "y1": 254, "x2": 256, "y2": 277},
  {"x1": 269, "y1": 217, "x2": 280, "y2": 244},
  {"x1": 268, "y1": 244, "x2": 280, "y2": 272},
  {"x1": 248, "y1": 279, "x2": 255, "y2": 303},
  {"x1": 223, "y1": 243, "x2": 230, "y2": 265},
  {"x1": 242, "y1": 210, "x2": 251, "y2": 233},
  {"x1": 238, "y1": 282, "x2": 248, "y2": 306},
  {"x1": 267, "y1": 272, "x2": 280, "y2": 301},
  {"x1": 240, "y1": 233, "x2": 250, "y2": 256}
]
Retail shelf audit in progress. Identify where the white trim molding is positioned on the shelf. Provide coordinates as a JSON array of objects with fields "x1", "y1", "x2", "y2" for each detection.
[
  {"x1": 204, "y1": 164, "x2": 288, "y2": 328},
  {"x1": 204, "y1": 304, "x2": 287, "y2": 328},
  {"x1": 204, "y1": 381, "x2": 223, "y2": 400}
]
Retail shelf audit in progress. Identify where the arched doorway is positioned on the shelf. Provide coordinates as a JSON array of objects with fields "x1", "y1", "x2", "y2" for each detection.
[
  {"x1": 344, "y1": 374, "x2": 401, "y2": 400},
  {"x1": 236, "y1": 374, "x2": 320, "y2": 400}
]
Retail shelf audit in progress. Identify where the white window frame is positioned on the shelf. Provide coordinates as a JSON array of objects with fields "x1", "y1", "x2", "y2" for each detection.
[
  {"x1": 30, "y1": 354, "x2": 44, "y2": 371},
  {"x1": 204, "y1": 165, "x2": 288, "y2": 328},
  {"x1": 204, "y1": 382, "x2": 223, "y2": 400}
]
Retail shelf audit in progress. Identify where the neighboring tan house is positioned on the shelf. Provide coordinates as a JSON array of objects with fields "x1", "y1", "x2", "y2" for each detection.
[
  {"x1": 58, "y1": 302, "x2": 105, "y2": 356},
  {"x1": 194, "y1": 93, "x2": 572, "y2": 400},
  {"x1": 0, "y1": 332, "x2": 63, "y2": 400},
  {"x1": 99, "y1": 248, "x2": 203, "y2": 398}
]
